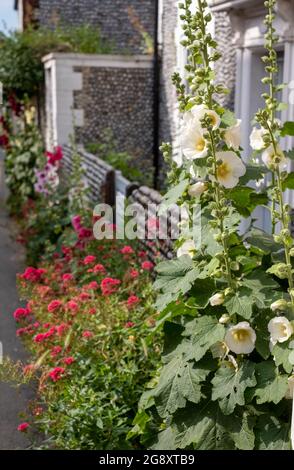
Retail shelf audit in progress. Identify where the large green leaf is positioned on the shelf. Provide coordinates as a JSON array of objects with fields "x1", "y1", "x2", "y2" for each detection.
[
  {"x1": 158, "y1": 178, "x2": 189, "y2": 215},
  {"x1": 272, "y1": 342, "x2": 293, "y2": 373},
  {"x1": 154, "y1": 357, "x2": 213, "y2": 418},
  {"x1": 281, "y1": 121, "x2": 294, "y2": 137},
  {"x1": 254, "y1": 361, "x2": 288, "y2": 405},
  {"x1": 189, "y1": 278, "x2": 216, "y2": 309},
  {"x1": 224, "y1": 287, "x2": 253, "y2": 320},
  {"x1": 282, "y1": 172, "x2": 294, "y2": 190},
  {"x1": 151, "y1": 427, "x2": 176, "y2": 450},
  {"x1": 239, "y1": 165, "x2": 266, "y2": 185},
  {"x1": 184, "y1": 316, "x2": 225, "y2": 361},
  {"x1": 246, "y1": 228, "x2": 281, "y2": 255},
  {"x1": 173, "y1": 402, "x2": 255, "y2": 450},
  {"x1": 154, "y1": 256, "x2": 200, "y2": 311},
  {"x1": 211, "y1": 361, "x2": 256, "y2": 415},
  {"x1": 256, "y1": 415, "x2": 291, "y2": 450}
]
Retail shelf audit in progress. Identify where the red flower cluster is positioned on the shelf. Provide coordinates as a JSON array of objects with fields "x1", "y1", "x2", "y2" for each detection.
[
  {"x1": 83, "y1": 255, "x2": 96, "y2": 265},
  {"x1": 48, "y1": 300, "x2": 63, "y2": 313},
  {"x1": 48, "y1": 367, "x2": 65, "y2": 382},
  {"x1": 141, "y1": 261, "x2": 154, "y2": 271},
  {"x1": 17, "y1": 422, "x2": 29, "y2": 432},
  {"x1": 126, "y1": 295, "x2": 140, "y2": 308},
  {"x1": 20, "y1": 267, "x2": 45, "y2": 282},
  {"x1": 13, "y1": 307, "x2": 31, "y2": 322},
  {"x1": 101, "y1": 277, "x2": 121, "y2": 296},
  {"x1": 46, "y1": 146, "x2": 63, "y2": 166}
]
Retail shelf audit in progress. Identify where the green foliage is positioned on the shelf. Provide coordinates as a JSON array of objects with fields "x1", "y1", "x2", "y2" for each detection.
[
  {"x1": 86, "y1": 132, "x2": 151, "y2": 186},
  {"x1": 0, "y1": 26, "x2": 112, "y2": 99},
  {"x1": 4, "y1": 110, "x2": 44, "y2": 213}
]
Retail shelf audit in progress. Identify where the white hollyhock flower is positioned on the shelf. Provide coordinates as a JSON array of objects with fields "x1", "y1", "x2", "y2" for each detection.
[
  {"x1": 268, "y1": 316, "x2": 293, "y2": 344},
  {"x1": 225, "y1": 321, "x2": 256, "y2": 355},
  {"x1": 181, "y1": 119, "x2": 208, "y2": 160},
  {"x1": 188, "y1": 181, "x2": 207, "y2": 197},
  {"x1": 224, "y1": 119, "x2": 242, "y2": 150},
  {"x1": 262, "y1": 144, "x2": 288, "y2": 171},
  {"x1": 250, "y1": 127, "x2": 266, "y2": 150},
  {"x1": 177, "y1": 239, "x2": 196, "y2": 258},
  {"x1": 209, "y1": 151, "x2": 246, "y2": 189},
  {"x1": 209, "y1": 293, "x2": 224, "y2": 306},
  {"x1": 190, "y1": 104, "x2": 221, "y2": 130}
]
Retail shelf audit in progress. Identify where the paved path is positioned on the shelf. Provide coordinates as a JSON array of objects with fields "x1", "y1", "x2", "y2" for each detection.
[{"x1": 0, "y1": 153, "x2": 32, "y2": 450}]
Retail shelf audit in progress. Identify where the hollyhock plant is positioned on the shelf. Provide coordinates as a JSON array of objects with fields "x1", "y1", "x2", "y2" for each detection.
[{"x1": 132, "y1": 0, "x2": 294, "y2": 451}]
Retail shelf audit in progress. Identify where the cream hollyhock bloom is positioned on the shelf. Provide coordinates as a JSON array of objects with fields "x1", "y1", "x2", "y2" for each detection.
[
  {"x1": 210, "y1": 151, "x2": 246, "y2": 189},
  {"x1": 268, "y1": 316, "x2": 293, "y2": 344},
  {"x1": 209, "y1": 293, "x2": 224, "y2": 306},
  {"x1": 224, "y1": 119, "x2": 242, "y2": 150},
  {"x1": 188, "y1": 181, "x2": 207, "y2": 197},
  {"x1": 225, "y1": 321, "x2": 256, "y2": 355},
  {"x1": 181, "y1": 119, "x2": 208, "y2": 160},
  {"x1": 177, "y1": 239, "x2": 196, "y2": 258},
  {"x1": 262, "y1": 144, "x2": 288, "y2": 171},
  {"x1": 250, "y1": 127, "x2": 266, "y2": 150},
  {"x1": 190, "y1": 104, "x2": 221, "y2": 130}
]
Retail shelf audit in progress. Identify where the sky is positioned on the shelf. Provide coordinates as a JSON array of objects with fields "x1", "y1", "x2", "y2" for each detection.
[{"x1": 0, "y1": 0, "x2": 18, "y2": 32}]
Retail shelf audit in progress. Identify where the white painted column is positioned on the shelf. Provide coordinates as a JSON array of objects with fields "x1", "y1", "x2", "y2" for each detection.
[{"x1": 282, "y1": 41, "x2": 294, "y2": 208}]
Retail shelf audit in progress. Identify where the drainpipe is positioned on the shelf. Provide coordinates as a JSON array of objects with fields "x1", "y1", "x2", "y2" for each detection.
[{"x1": 152, "y1": 0, "x2": 161, "y2": 190}]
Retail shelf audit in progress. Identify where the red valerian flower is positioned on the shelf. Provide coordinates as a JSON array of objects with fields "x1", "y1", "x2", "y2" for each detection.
[
  {"x1": 62, "y1": 273, "x2": 73, "y2": 282},
  {"x1": 51, "y1": 346, "x2": 62, "y2": 357},
  {"x1": 138, "y1": 251, "x2": 147, "y2": 258},
  {"x1": 56, "y1": 323, "x2": 68, "y2": 336},
  {"x1": 92, "y1": 264, "x2": 106, "y2": 274},
  {"x1": 48, "y1": 300, "x2": 63, "y2": 313},
  {"x1": 101, "y1": 277, "x2": 121, "y2": 296},
  {"x1": 71, "y1": 215, "x2": 82, "y2": 232},
  {"x1": 63, "y1": 356, "x2": 75, "y2": 365},
  {"x1": 83, "y1": 255, "x2": 96, "y2": 265},
  {"x1": 141, "y1": 261, "x2": 154, "y2": 271},
  {"x1": 36, "y1": 285, "x2": 52, "y2": 298},
  {"x1": 46, "y1": 146, "x2": 63, "y2": 165},
  {"x1": 129, "y1": 268, "x2": 139, "y2": 279},
  {"x1": 13, "y1": 308, "x2": 30, "y2": 322},
  {"x1": 89, "y1": 308, "x2": 96, "y2": 315},
  {"x1": 78, "y1": 228, "x2": 93, "y2": 240},
  {"x1": 126, "y1": 295, "x2": 140, "y2": 308},
  {"x1": 17, "y1": 422, "x2": 29, "y2": 432},
  {"x1": 66, "y1": 300, "x2": 79, "y2": 313},
  {"x1": 84, "y1": 281, "x2": 99, "y2": 291},
  {"x1": 48, "y1": 367, "x2": 65, "y2": 382},
  {"x1": 82, "y1": 330, "x2": 93, "y2": 339},
  {"x1": 120, "y1": 245, "x2": 134, "y2": 255},
  {"x1": 125, "y1": 321, "x2": 135, "y2": 328},
  {"x1": 78, "y1": 292, "x2": 91, "y2": 301},
  {"x1": 20, "y1": 267, "x2": 45, "y2": 282},
  {"x1": 23, "y1": 364, "x2": 36, "y2": 375}
]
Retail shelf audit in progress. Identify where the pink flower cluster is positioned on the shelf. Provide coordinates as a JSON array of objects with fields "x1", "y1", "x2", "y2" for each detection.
[
  {"x1": 101, "y1": 277, "x2": 121, "y2": 296},
  {"x1": 20, "y1": 267, "x2": 45, "y2": 282}
]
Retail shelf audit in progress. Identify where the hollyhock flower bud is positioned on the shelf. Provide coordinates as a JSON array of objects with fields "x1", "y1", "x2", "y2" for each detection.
[
  {"x1": 268, "y1": 316, "x2": 293, "y2": 344},
  {"x1": 210, "y1": 341, "x2": 229, "y2": 359},
  {"x1": 209, "y1": 293, "x2": 224, "y2": 306},
  {"x1": 188, "y1": 181, "x2": 207, "y2": 197},
  {"x1": 219, "y1": 314, "x2": 230, "y2": 324},
  {"x1": 270, "y1": 299, "x2": 288, "y2": 312},
  {"x1": 225, "y1": 321, "x2": 256, "y2": 354}
]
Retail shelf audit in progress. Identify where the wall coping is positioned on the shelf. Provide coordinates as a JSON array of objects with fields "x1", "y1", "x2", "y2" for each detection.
[
  {"x1": 208, "y1": 0, "x2": 263, "y2": 11},
  {"x1": 42, "y1": 53, "x2": 154, "y2": 69}
]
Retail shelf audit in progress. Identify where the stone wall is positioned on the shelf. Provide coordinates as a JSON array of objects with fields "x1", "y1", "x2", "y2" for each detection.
[
  {"x1": 43, "y1": 53, "x2": 154, "y2": 177},
  {"x1": 214, "y1": 11, "x2": 237, "y2": 110},
  {"x1": 73, "y1": 64, "x2": 154, "y2": 174},
  {"x1": 158, "y1": 0, "x2": 178, "y2": 186},
  {"x1": 36, "y1": 0, "x2": 156, "y2": 55}
]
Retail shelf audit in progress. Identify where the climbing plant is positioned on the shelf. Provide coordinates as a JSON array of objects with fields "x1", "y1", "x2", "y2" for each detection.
[{"x1": 131, "y1": 0, "x2": 294, "y2": 450}]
